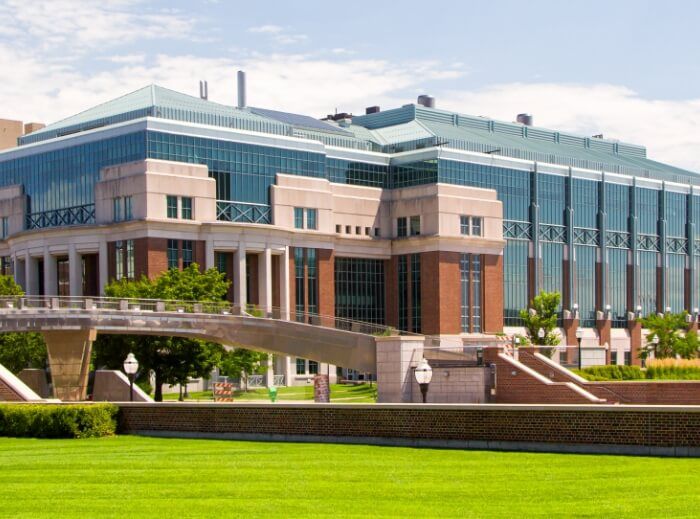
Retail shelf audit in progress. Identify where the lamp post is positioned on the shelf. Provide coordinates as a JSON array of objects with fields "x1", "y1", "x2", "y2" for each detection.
[
  {"x1": 414, "y1": 358, "x2": 433, "y2": 404},
  {"x1": 651, "y1": 334, "x2": 660, "y2": 359},
  {"x1": 123, "y1": 352, "x2": 139, "y2": 402},
  {"x1": 537, "y1": 327, "x2": 545, "y2": 345},
  {"x1": 575, "y1": 328, "x2": 583, "y2": 370}
]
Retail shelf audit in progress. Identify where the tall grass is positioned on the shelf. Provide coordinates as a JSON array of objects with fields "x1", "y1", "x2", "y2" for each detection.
[{"x1": 575, "y1": 359, "x2": 700, "y2": 381}]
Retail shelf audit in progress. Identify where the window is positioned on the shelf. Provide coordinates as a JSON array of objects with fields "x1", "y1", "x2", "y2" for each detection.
[
  {"x1": 460, "y1": 215, "x2": 470, "y2": 235},
  {"x1": 113, "y1": 197, "x2": 123, "y2": 222},
  {"x1": 182, "y1": 240, "x2": 193, "y2": 268},
  {"x1": 410, "y1": 215, "x2": 421, "y2": 236},
  {"x1": 355, "y1": 226, "x2": 361, "y2": 235},
  {"x1": 0, "y1": 217, "x2": 7, "y2": 239},
  {"x1": 167, "y1": 195, "x2": 178, "y2": 218},
  {"x1": 460, "y1": 216, "x2": 483, "y2": 236},
  {"x1": 181, "y1": 197, "x2": 193, "y2": 220},
  {"x1": 167, "y1": 239, "x2": 179, "y2": 269},
  {"x1": 124, "y1": 196, "x2": 132, "y2": 220},
  {"x1": 365, "y1": 227, "x2": 370, "y2": 236},
  {"x1": 115, "y1": 241, "x2": 125, "y2": 280},
  {"x1": 308, "y1": 360, "x2": 319, "y2": 375},
  {"x1": 294, "y1": 207, "x2": 304, "y2": 229},
  {"x1": 126, "y1": 240, "x2": 135, "y2": 279},
  {"x1": 306, "y1": 208, "x2": 317, "y2": 230},
  {"x1": 335, "y1": 224, "x2": 341, "y2": 233},
  {"x1": 397, "y1": 217, "x2": 407, "y2": 237},
  {"x1": 374, "y1": 228, "x2": 380, "y2": 237},
  {"x1": 345, "y1": 225, "x2": 351, "y2": 234},
  {"x1": 57, "y1": 258, "x2": 69, "y2": 296},
  {"x1": 296, "y1": 358, "x2": 306, "y2": 375},
  {"x1": 471, "y1": 217, "x2": 482, "y2": 236}
]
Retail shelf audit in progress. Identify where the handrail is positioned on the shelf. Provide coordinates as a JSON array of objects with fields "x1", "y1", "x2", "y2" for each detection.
[{"x1": 0, "y1": 296, "x2": 417, "y2": 338}]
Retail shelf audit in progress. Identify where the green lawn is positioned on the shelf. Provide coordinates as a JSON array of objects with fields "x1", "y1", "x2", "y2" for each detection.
[
  {"x1": 0, "y1": 436, "x2": 699, "y2": 518},
  {"x1": 162, "y1": 383, "x2": 377, "y2": 403}
]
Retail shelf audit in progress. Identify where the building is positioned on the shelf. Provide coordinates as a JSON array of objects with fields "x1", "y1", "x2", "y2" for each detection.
[
  {"x1": 0, "y1": 119, "x2": 44, "y2": 151},
  {"x1": 0, "y1": 75, "x2": 697, "y2": 381}
]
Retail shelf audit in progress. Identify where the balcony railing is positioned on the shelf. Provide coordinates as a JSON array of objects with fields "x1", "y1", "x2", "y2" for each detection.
[
  {"x1": 216, "y1": 200, "x2": 271, "y2": 224},
  {"x1": 26, "y1": 203, "x2": 96, "y2": 230}
]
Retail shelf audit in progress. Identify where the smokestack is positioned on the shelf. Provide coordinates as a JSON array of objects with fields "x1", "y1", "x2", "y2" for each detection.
[
  {"x1": 199, "y1": 80, "x2": 208, "y2": 100},
  {"x1": 516, "y1": 113, "x2": 533, "y2": 126},
  {"x1": 237, "y1": 70, "x2": 246, "y2": 109}
]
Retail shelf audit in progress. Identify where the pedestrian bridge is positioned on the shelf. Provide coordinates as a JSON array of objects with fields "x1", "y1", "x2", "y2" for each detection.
[{"x1": 0, "y1": 296, "x2": 391, "y2": 400}]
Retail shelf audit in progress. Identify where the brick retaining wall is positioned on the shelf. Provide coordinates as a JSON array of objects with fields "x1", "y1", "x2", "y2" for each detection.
[{"x1": 117, "y1": 403, "x2": 700, "y2": 456}]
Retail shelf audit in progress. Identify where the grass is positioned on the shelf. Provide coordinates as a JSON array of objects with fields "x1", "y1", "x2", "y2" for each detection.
[
  {"x1": 0, "y1": 436, "x2": 699, "y2": 517},
  {"x1": 162, "y1": 383, "x2": 377, "y2": 403}
]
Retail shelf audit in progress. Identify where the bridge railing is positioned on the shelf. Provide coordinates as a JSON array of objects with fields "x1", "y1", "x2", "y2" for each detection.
[{"x1": 0, "y1": 296, "x2": 415, "y2": 338}]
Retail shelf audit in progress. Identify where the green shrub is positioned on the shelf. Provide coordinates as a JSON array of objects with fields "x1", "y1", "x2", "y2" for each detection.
[
  {"x1": 0, "y1": 404, "x2": 117, "y2": 438},
  {"x1": 645, "y1": 365, "x2": 700, "y2": 380},
  {"x1": 574, "y1": 365, "x2": 645, "y2": 381}
]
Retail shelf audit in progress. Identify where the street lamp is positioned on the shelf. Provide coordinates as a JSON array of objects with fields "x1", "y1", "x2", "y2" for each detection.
[
  {"x1": 537, "y1": 327, "x2": 545, "y2": 344},
  {"x1": 123, "y1": 352, "x2": 139, "y2": 402},
  {"x1": 414, "y1": 358, "x2": 433, "y2": 404},
  {"x1": 575, "y1": 328, "x2": 583, "y2": 370},
  {"x1": 651, "y1": 334, "x2": 660, "y2": 358}
]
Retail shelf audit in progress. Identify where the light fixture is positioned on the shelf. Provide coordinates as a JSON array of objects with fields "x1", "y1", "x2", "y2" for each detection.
[
  {"x1": 665, "y1": 306, "x2": 672, "y2": 313},
  {"x1": 572, "y1": 303, "x2": 579, "y2": 311},
  {"x1": 123, "y1": 352, "x2": 139, "y2": 402},
  {"x1": 605, "y1": 304, "x2": 611, "y2": 311},
  {"x1": 414, "y1": 358, "x2": 433, "y2": 404},
  {"x1": 575, "y1": 328, "x2": 583, "y2": 370},
  {"x1": 537, "y1": 328, "x2": 545, "y2": 340}
]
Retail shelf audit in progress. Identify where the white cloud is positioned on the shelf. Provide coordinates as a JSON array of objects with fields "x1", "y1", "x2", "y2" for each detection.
[
  {"x1": 440, "y1": 83, "x2": 700, "y2": 172},
  {"x1": 248, "y1": 25, "x2": 284, "y2": 34}
]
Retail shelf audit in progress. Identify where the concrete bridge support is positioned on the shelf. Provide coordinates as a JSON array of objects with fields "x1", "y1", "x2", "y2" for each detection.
[{"x1": 42, "y1": 329, "x2": 96, "y2": 401}]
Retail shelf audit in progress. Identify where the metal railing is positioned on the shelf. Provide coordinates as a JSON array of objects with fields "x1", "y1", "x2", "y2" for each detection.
[{"x1": 0, "y1": 295, "x2": 411, "y2": 338}]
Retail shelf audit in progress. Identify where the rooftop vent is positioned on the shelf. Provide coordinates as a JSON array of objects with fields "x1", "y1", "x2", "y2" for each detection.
[
  {"x1": 365, "y1": 106, "x2": 380, "y2": 115},
  {"x1": 338, "y1": 118, "x2": 352, "y2": 128},
  {"x1": 592, "y1": 134, "x2": 604, "y2": 139},
  {"x1": 516, "y1": 113, "x2": 533, "y2": 126},
  {"x1": 237, "y1": 70, "x2": 246, "y2": 109},
  {"x1": 324, "y1": 112, "x2": 352, "y2": 122},
  {"x1": 417, "y1": 95, "x2": 435, "y2": 108},
  {"x1": 199, "y1": 80, "x2": 208, "y2": 100}
]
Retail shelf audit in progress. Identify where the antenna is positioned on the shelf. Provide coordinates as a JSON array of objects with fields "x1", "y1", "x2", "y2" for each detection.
[{"x1": 199, "y1": 80, "x2": 208, "y2": 100}]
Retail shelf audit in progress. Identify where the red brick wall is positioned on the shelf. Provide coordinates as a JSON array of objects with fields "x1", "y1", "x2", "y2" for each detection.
[
  {"x1": 420, "y1": 251, "x2": 461, "y2": 335},
  {"x1": 517, "y1": 348, "x2": 700, "y2": 405},
  {"x1": 246, "y1": 253, "x2": 259, "y2": 305},
  {"x1": 288, "y1": 250, "x2": 296, "y2": 314},
  {"x1": 116, "y1": 404, "x2": 700, "y2": 452},
  {"x1": 317, "y1": 249, "x2": 335, "y2": 318},
  {"x1": 482, "y1": 254, "x2": 503, "y2": 333},
  {"x1": 0, "y1": 379, "x2": 23, "y2": 401}
]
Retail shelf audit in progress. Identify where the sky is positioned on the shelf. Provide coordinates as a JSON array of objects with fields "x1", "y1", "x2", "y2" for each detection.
[{"x1": 1, "y1": 0, "x2": 699, "y2": 170}]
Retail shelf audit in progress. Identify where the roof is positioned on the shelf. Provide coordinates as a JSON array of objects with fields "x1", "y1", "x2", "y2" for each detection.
[{"x1": 350, "y1": 105, "x2": 700, "y2": 183}]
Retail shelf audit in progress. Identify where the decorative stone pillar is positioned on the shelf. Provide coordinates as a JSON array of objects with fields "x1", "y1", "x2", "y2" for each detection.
[
  {"x1": 43, "y1": 329, "x2": 97, "y2": 401},
  {"x1": 25, "y1": 251, "x2": 38, "y2": 295},
  {"x1": 234, "y1": 244, "x2": 246, "y2": 309},
  {"x1": 279, "y1": 246, "x2": 290, "y2": 321},
  {"x1": 259, "y1": 247, "x2": 272, "y2": 315},
  {"x1": 98, "y1": 239, "x2": 108, "y2": 295},
  {"x1": 562, "y1": 309, "x2": 579, "y2": 364},
  {"x1": 627, "y1": 311, "x2": 643, "y2": 367},
  {"x1": 375, "y1": 336, "x2": 425, "y2": 403},
  {"x1": 43, "y1": 248, "x2": 57, "y2": 296},
  {"x1": 596, "y1": 310, "x2": 612, "y2": 364}
]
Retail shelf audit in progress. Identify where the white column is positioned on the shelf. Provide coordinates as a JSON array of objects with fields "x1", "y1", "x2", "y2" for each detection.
[
  {"x1": 234, "y1": 244, "x2": 246, "y2": 307},
  {"x1": 98, "y1": 239, "x2": 108, "y2": 295},
  {"x1": 284, "y1": 356, "x2": 294, "y2": 387},
  {"x1": 265, "y1": 355, "x2": 274, "y2": 387},
  {"x1": 25, "y1": 251, "x2": 37, "y2": 295},
  {"x1": 259, "y1": 247, "x2": 272, "y2": 315},
  {"x1": 280, "y1": 246, "x2": 290, "y2": 320},
  {"x1": 68, "y1": 244, "x2": 82, "y2": 297},
  {"x1": 14, "y1": 256, "x2": 26, "y2": 291},
  {"x1": 43, "y1": 249, "x2": 57, "y2": 296},
  {"x1": 205, "y1": 240, "x2": 215, "y2": 270}
]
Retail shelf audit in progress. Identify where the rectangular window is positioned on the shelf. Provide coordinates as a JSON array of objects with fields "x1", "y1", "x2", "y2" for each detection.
[
  {"x1": 181, "y1": 197, "x2": 193, "y2": 220},
  {"x1": 0, "y1": 217, "x2": 8, "y2": 239},
  {"x1": 410, "y1": 216, "x2": 421, "y2": 236},
  {"x1": 398, "y1": 255, "x2": 408, "y2": 331},
  {"x1": 57, "y1": 258, "x2": 69, "y2": 296},
  {"x1": 113, "y1": 197, "x2": 123, "y2": 222},
  {"x1": 0, "y1": 256, "x2": 12, "y2": 276},
  {"x1": 334, "y1": 258, "x2": 385, "y2": 325},
  {"x1": 345, "y1": 225, "x2": 351, "y2": 234},
  {"x1": 374, "y1": 228, "x2": 380, "y2": 237},
  {"x1": 335, "y1": 224, "x2": 341, "y2": 233},
  {"x1": 471, "y1": 217, "x2": 482, "y2": 236},
  {"x1": 294, "y1": 247, "x2": 305, "y2": 322},
  {"x1": 308, "y1": 360, "x2": 319, "y2": 375},
  {"x1": 126, "y1": 240, "x2": 135, "y2": 279},
  {"x1": 115, "y1": 241, "x2": 125, "y2": 280},
  {"x1": 365, "y1": 227, "x2": 370, "y2": 236},
  {"x1": 167, "y1": 195, "x2": 178, "y2": 219},
  {"x1": 294, "y1": 207, "x2": 304, "y2": 229},
  {"x1": 306, "y1": 208, "x2": 317, "y2": 230},
  {"x1": 355, "y1": 226, "x2": 361, "y2": 235},
  {"x1": 296, "y1": 358, "x2": 306, "y2": 375},
  {"x1": 124, "y1": 196, "x2": 132, "y2": 220},
  {"x1": 411, "y1": 254, "x2": 421, "y2": 333},
  {"x1": 167, "y1": 239, "x2": 179, "y2": 270},
  {"x1": 307, "y1": 248, "x2": 318, "y2": 316},
  {"x1": 460, "y1": 215, "x2": 470, "y2": 235},
  {"x1": 182, "y1": 240, "x2": 193, "y2": 268},
  {"x1": 397, "y1": 217, "x2": 407, "y2": 238}
]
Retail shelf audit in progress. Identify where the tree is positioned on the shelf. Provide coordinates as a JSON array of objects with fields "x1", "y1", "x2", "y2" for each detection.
[
  {"x1": 219, "y1": 348, "x2": 269, "y2": 391},
  {"x1": 92, "y1": 264, "x2": 230, "y2": 401},
  {"x1": 639, "y1": 311, "x2": 699, "y2": 360},
  {"x1": 519, "y1": 291, "x2": 561, "y2": 356},
  {"x1": 0, "y1": 275, "x2": 46, "y2": 374}
]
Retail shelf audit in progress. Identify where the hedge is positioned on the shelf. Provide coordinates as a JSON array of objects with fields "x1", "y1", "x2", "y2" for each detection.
[
  {"x1": 0, "y1": 404, "x2": 118, "y2": 438},
  {"x1": 575, "y1": 365, "x2": 700, "y2": 381}
]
